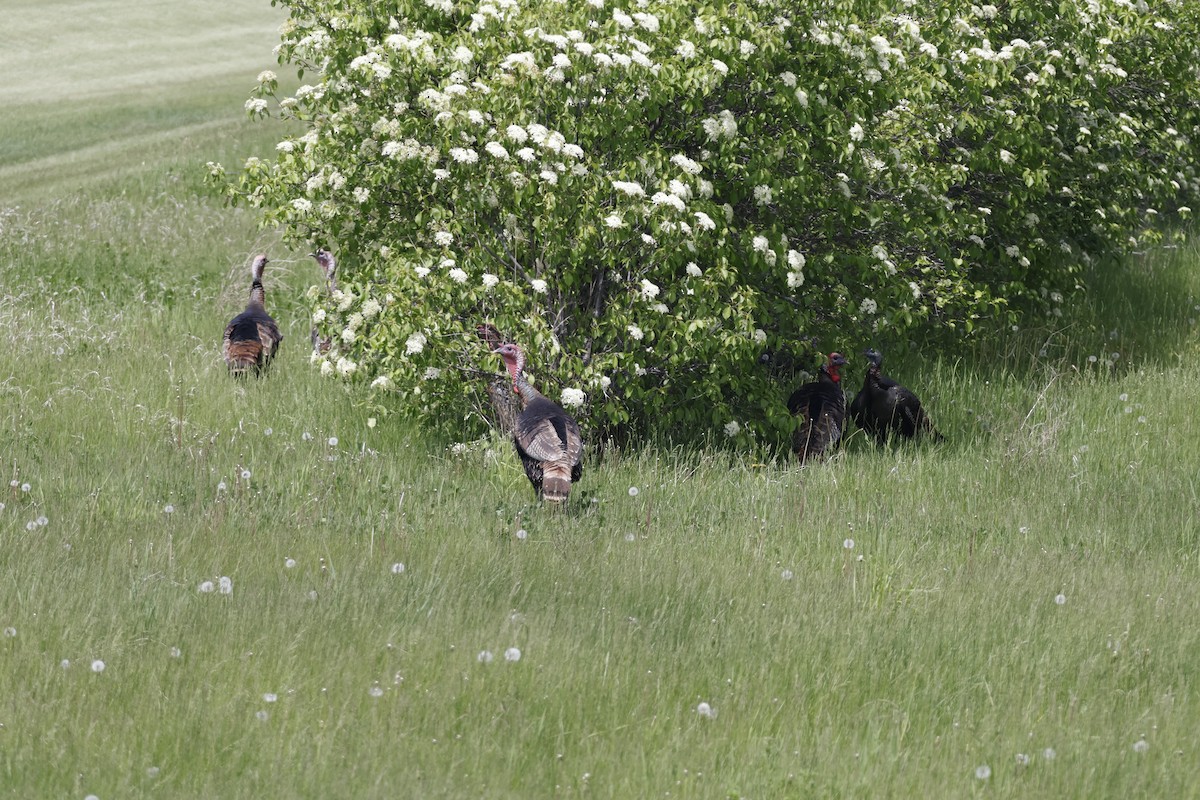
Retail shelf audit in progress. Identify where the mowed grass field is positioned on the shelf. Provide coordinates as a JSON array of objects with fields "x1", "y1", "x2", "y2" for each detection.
[{"x1": 3, "y1": 2, "x2": 1200, "y2": 798}]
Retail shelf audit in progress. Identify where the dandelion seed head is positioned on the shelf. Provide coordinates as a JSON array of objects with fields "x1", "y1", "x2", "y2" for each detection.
[
  {"x1": 25, "y1": 520, "x2": 36, "y2": 531},
  {"x1": 477, "y1": 650, "x2": 494, "y2": 663},
  {"x1": 169, "y1": 647, "x2": 182, "y2": 658},
  {"x1": 1015, "y1": 753, "x2": 1031, "y2": 766},
  {"x1": 696, "y1": 702, "x2": 717, "y2": 719},
  {"x1": 199, "y1": 580, "x2": 215, "y2": 593},
  {"x1": 328, "y1": 437, "x2": 339, "y2": 447},
  {"x1": 843, "y1": 538, "x2": 855, "y2": 550},
  {"x1": 1133, "y1": 738, "x2": 1150, "y2": 753},
  {"x1": 240, "y1": 469, "x2": 251, "y2": 480},
  {"x1": 20, "y1": 483, "x2": 30, "y2": 493},
  {"x1": 1042, "y1": 747, "x2": 1056, "y2": 760},
  {"x1": 302, "y1": 432, "x2": 313, "y2": 441},
  {"x1": 256, "y1": 710, "x2": 269, "y2": 721},
  {"x1": 515, "y1": 529, "x2": 528, "y2": 540},
  {"x1": 61, "y1": 659, "x2": 71, "y2": 669},
  {"x1": 369, "y1": 685, "x2": 385, "y2": 697},
  {"x1": 91, "y1": 659, "x2": 106, "y2": 673},
  {"x1": 1055, "y1": 593, "x2": 1067, "y2": 605},
  {"x1": 624, "y1": 532, "x2": 636, "y2": 542},
  {"x1": 504, "y1": 647, "x2": 522, "y2": 662},
  {"x1": 217, "y1": 481, "x2": 227, "y2": 492},
  {"x1": 218, "y1": 576, "x2": 233, "y2": 595},
  {"x1": 781, "y1": 569, "x2": 794, "y2": 580},
  {"x1": 163, "y1": 504, "x2": 174, "y2": 514},
  {"x1": 628, "y1": 486, "x2": 640, "y2": 497},
  {"x1": 285, "y1": 558, "x2": 297, "y2": 569},
  {"x1": 263, "y1": 692, "x2": 278, "y2": 703},
  {"x1": 975, "y1": 764, "x2": 991, "y2": 780},
  {"x1": 2, "y1": 627, "x2": 15, "y2": 638},
  {"x1": 391, "y1": 562, "x2": 406, "y2": 574}
]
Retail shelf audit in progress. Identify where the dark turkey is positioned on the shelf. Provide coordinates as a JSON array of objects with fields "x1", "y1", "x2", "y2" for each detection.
[
  {"x1": 310, "y1": 249, "x2": 338, "y2": 354},
  {"x1": 492, "y1": 342, "x2": 583, "y2": 504},
  {"x1": 787, "y1": 352, "x2": 848, "y2": 463},
  {"x1": 223, "y1": 254, "x2": 282, "y2": 376},
  {"x1": 851, "y1": 348, "x2": 943, "y2": 444}
]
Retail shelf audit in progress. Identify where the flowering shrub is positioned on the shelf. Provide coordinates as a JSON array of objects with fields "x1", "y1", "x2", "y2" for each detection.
[{"x1": 214, "y1": 0, "x2": 1200, "y2": 443}]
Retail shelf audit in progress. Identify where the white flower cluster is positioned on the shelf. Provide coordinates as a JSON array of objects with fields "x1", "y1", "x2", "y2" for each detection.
[{"x1": 560, "y1": 388, "x2": 586, "y2": 408}]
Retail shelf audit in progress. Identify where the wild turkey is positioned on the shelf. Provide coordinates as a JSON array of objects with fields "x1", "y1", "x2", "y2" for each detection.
[
  {"x1": 787, "y1": 352, "x2": 848, "y2": 463},
  {"x1": 310, "y1": 249, "x2": 338, "y2": 354},
  {"x1": 476, "y1": 324, "x2": 522, "y2": 435},
  {"x1": 851, "y1": 348, "x2": 943, "y2": 443},
  {"x1": 223, "y1": 254, "x2": 283, "y2": 376},
  {"x1": 492, "y1": 342, "x2": 584, "y2": 504}
]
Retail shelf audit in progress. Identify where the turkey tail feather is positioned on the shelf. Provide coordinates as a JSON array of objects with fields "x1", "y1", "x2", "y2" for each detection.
[
  {"x1": 225, "y1": 339, "x2": 263, "y2": 374},
  {"x1": 541, "y1": 463, "x2": 573, "y2": 503}
]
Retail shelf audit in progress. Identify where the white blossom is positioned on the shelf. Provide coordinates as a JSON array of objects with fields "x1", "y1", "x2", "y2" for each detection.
[
  {"x1": 604, "y1": 213, "x2": 624, "y2": 228},
  {"x1": 860, "y1": 298, "x2": 878, "y2": 315},
  {"x1": 694, "y1": 212, "x2": 715, "y2": 231},
  {"x1": 640, "y1": 279, "x2": 660, "y2": 300},
  {"x1": 434, "y1": 230, "x2": 454, "y2": 247},
  {"x1": 670, "y1": 153, "x2": 702, "y2": 175},
  {"x1": 676, "y1": 40, "x2": 696, "y2": 58},
  {"x1": 531, "y1": 278, "x2": 548, "y2": 294},
  {"x1": 612, "y1": 180, "x2": 645, "y2": 197},
  {"x1": 752, "y1": 235, "x2": 770, "y2": 253},
  {"x1": 753, "y1": 185, "x2": 773, "y2": 206},
  {"x1": 482, "y1": 273, "x2": 499, "y2": 288},
  {"x1": 849, "y1": 122, "x2": 865, "y2": 142},
  {"x1": 405, "y1": 332, "x2": 427, "y2": 355},
  {"x1": 449, "y1": 268, "x2": 468, "y2": 283},
  {"x1": 560, "y1": 388, "x2": 586, "y2": 408},
  {"x1": 505, "y1": 124, "x2": 528, "y2": 143},
  {"x1": 485, "y1": 141, "x2": 509, "y2": 159},
  {"x1": 686, "y1": 262, "x2": 702, "y2": 277},
  {"x1": 723, "y1": 420, "x2": 740, "y2": 437},
  {"x1": 627, "y1": 324, "x2": 644, "y2": 340},
  {"x1": 787, "y1": 271, "x2": 804, "y2": 288}
]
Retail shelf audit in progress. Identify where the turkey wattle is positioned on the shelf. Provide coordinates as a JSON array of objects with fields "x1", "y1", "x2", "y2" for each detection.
[
  {"x1": 492, "y1": 342, "x2": 583, "y2": 504},
  {"x1": 223, "y1": 254, "x2": 282, "y2": 376},
  {"x1": 787, "y1": 352, "x2": 848, "y2": 463}
]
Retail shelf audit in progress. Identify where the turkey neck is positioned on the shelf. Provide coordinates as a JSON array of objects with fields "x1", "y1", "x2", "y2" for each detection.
[
  {"x1": 511, "y1": 372, "x2": 545, "y2": 408},
  {"x1": 249, "y1": 281, "x2": 266, "y2": 308}
]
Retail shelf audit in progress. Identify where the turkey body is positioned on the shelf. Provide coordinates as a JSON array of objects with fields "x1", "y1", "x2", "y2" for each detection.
[
  {"x1": 851, "y1": 348, "x2": 942, "y2": 443},
  {"x1": 788, "y1": 352, "x2": 848, "y2": 463},
  {"x1": 223, "y1": 254, "x2": 282, "y2": 376},
  {"x1": 492, "y1": 342, "x2": 583, "y2": 504}
]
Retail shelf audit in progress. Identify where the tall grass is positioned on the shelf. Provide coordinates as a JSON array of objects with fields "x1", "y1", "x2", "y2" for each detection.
[{"x1": 2, "y1": 2, "x2": 1199, "y2": 797}]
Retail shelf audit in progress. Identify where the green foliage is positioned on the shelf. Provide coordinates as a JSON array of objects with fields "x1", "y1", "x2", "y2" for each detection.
[{"x1": 218, "y1": 0, "x2": 1200, "y2": 443}]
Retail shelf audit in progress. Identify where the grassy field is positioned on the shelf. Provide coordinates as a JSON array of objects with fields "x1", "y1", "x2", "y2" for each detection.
[{"x1": 3, "y1": 2, "x2": 1200, "y2": 798}]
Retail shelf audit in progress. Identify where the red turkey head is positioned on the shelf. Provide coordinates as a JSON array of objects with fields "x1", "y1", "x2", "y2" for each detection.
[
  {"x1": 492, "y1": 343, "x2": 526, "y2": 393},
  {"x1": 826, "y1": 351, "x2": 848, "y2": 382}
]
